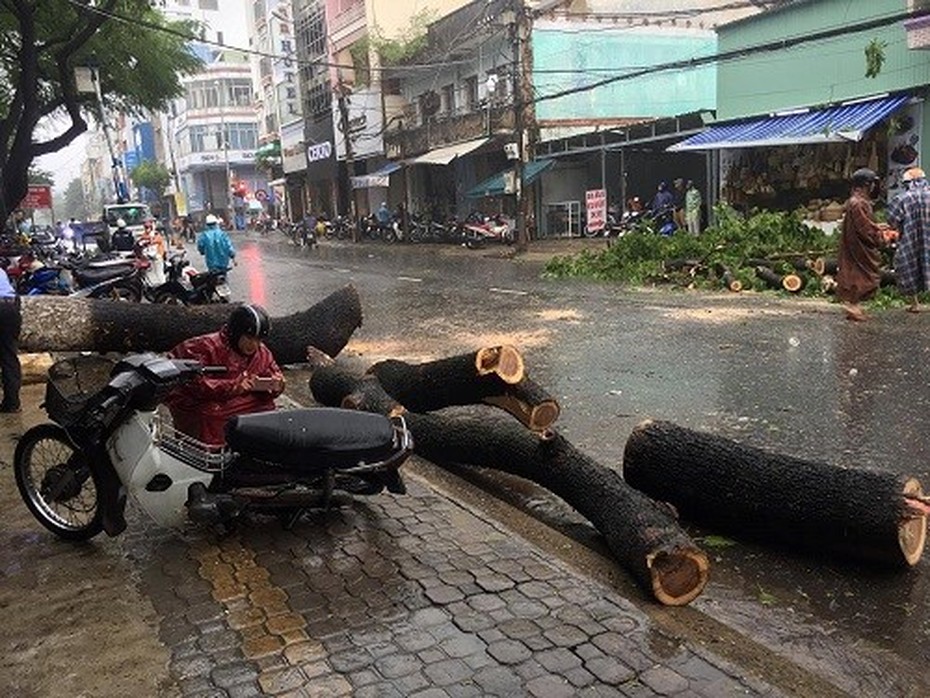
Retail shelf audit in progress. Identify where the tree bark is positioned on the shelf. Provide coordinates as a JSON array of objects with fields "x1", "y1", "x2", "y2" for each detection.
[
  {"x1": 19, "y1": 284, "x2": 362, "y2": 364},
  {"x1": 623, "y1": 420, "x2": 927, "y2": 568},
  {"x1": 366, "y1": 346, "x2": 560, "y2": 431},
  {"x1": 310, "y1": 366, "x2": 709, "y2": 606}
]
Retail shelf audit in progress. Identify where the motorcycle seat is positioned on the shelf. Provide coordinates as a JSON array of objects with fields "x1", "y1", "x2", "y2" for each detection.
[
  {"x1": 73, "y1": 263, "x2": 134, "y2": 287},
  {"x1": 225, "y1": 408, "x2": 398, "y2": 469}
]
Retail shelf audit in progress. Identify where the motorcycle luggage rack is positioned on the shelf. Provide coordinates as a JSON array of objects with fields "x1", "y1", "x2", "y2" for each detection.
[
  {"x1": 153, "y1": 414, "x2": 231, "y2": 473},
  {"x1": 44, "y1": 354, "x2": 117, "y2": 427}
]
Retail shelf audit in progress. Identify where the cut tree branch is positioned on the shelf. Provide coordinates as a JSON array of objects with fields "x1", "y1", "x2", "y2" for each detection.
[
  {"x1": 310, "y1": 364, "x2": 709, "y2": 606},
  {"x1": 623, "y1": 420, "x2": 927, "y2": 567}
]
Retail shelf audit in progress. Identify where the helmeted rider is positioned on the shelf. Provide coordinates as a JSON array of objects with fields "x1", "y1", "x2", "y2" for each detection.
[
  {"x1": 166, "y1": 303, "x2": 285, "y2": 445},
  {"x1": 197, "y1": 213, "x2": 236, "y2": 274},
  {"x1": 111, "y1": 217, "x2": 136, "y2": 252}
]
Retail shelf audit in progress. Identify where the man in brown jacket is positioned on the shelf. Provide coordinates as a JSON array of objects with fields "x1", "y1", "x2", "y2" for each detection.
[{"x1": 836, "y1": 168, "x2": 897, "y2": 321}]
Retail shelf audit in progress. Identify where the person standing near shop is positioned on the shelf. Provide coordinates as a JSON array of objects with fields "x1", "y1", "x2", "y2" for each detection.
[
  {"x1": 0, "y1": 265, "x2": 22, "y2": 413},
  {"x1": 836, "y1": 168, "x2": 898, "y2": 322},
  {"x1": 684, "y1": 180, "x2": 702, "y2": 235},
  {"x1": 887, "y1": 167, "x2": 930, "y2": 313},
  {"x1": 672, "y1": 178, "x2": 686, "y2": 229}
]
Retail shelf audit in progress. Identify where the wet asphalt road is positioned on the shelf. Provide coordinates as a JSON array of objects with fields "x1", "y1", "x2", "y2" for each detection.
[{"x1": 227, "y1": 231, "x2": 930, "y2": 688}]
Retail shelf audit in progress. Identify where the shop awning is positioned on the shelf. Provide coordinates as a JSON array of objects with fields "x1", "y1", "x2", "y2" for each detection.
[
  {"x1": 668, "y1": 94, "x2": 910, "y2": 151},
  {"x1": 465, "y1": 159, "x2": 555, "y2": 198},
  {"x1": 255, "y1": 140, "x2": 281, "y2": 157},
  {"x1": 351, "y1": 162, "x2": 402, "y2": 189},
  {"x1": 410, "y1": 137, "x2": 490, "y2": 165}
]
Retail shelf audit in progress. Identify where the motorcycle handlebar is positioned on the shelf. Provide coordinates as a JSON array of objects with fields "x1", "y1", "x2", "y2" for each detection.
[{"x1": 201, "y1": 365, "x2": 228, "y2": 376}]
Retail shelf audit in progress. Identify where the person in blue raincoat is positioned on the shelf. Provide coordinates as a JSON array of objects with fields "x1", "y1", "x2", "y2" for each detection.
[{"x1": 197, "y1": 214, "x2": 236, "y2": 273}]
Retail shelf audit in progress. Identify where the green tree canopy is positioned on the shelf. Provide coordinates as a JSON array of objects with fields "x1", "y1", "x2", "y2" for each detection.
[
  {"x1": 131, "y1": 159, "x2": 171, "y2": 199},
  {"x1": 0, "y1": 0, "x2": 203, "y2": 222},
  {"x1": 61, "y1": 177, "x2": 87, "y2": 220}
]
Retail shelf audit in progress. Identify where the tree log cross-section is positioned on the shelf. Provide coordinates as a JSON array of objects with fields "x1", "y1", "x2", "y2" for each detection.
[
  {"x1": 19, "y1": 285, "x2": 362, "y2": 365},
  {"x1": 623, "y1": 420, "x2": 927, "y2": 567},
  {"x1": 310, "y1": 365, "x2": 709, "y2": 606},
  {"x1": 366, "y1": 346, "x2": 560, "y2": 431}
]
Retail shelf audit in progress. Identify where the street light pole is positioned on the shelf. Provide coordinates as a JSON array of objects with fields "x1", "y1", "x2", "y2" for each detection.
[{"x1": 215, "y1": 79, "x2": 233, "y2": 220}]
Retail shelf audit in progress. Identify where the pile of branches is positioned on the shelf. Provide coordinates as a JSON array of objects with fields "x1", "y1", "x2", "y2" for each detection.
[{"x1": 545, "y1": 205, "x2": 905, "y2": 297}]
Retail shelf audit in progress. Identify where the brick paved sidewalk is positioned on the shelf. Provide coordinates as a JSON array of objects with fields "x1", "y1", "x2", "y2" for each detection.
[
  {"x1": 118, "y1": 468, "x2": 782, "y2": 698},
  {"x1": 1, "y1": 381, "x2": 784, "y2": 698}
]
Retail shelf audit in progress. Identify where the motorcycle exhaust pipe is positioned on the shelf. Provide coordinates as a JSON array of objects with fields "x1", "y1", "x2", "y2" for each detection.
[{"x1": 186, "y1": 482, "x2": 241, "y2": 524}]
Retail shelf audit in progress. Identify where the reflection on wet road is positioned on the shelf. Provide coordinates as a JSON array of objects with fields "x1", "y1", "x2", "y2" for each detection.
[{"x1": 227, "y1": 234, "x2": 930, "y2": 685}]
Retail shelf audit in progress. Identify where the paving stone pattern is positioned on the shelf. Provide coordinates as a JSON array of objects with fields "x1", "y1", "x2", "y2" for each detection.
[{"x1": 122, "y1": 475, "x2": 783, "y2": 697}]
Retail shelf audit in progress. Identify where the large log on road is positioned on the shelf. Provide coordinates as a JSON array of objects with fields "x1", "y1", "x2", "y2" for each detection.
[
  {"x1": 623, "y1": 420, "x2": 927, "y2": 567},
  {"x1": 367, "y1": 346, "x2": 561, "y2": 431},
  {"x1": 310, "y1": 366, "x2": 709, "y2": 606},
  {"x1": 19, "y1": 285, "x2": 362, "y2": 364}
]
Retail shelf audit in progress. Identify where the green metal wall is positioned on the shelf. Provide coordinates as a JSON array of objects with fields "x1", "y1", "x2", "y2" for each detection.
[
  {"x1": 717, "y1": 0, "x2": 930, "y2": 120},
  {"x1": 532, "y1": 26, "x2": 717, "y2": 121}
]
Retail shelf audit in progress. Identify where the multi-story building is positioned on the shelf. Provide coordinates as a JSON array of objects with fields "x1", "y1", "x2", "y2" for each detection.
[
  {"x1": 80, "y1": 130, "x2": 112, "y2": 216},
  {"x1": 156, "y1": 0, "x2": 264, "y2": 222},
  {"x1": 248, "y1": 0, "x2": 302, "y2": 218},
  {"x1": 299, "y1": 0, "x2": 471, "y2": 217}
]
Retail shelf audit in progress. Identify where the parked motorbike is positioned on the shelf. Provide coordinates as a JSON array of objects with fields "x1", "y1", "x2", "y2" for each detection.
[
  {"x1": 10, "y1": 249, "x2": 146, "y2": 300},
  {"x1": 461, "y1": 213, "x2": 514, "y2": 248},
  {"x1": 146, "y1": 253, "x2": 231, "y2": 305},
  {"x1": 14, "y1": 353, "x2": 414, "y2": 540}
]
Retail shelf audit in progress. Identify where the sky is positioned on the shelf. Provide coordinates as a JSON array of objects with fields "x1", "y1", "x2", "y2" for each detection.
[{"x1": 35, "y1": 131, "x2": 88, "y2": 195}]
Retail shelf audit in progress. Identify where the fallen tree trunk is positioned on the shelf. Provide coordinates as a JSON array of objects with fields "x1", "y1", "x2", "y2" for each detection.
[
  {"x1": 623, "y1": 420, "x2": 927, "y2": 568},
  {"x1": 310, "y1": 366, "x2": 709, "y2": 606},
  {"x1": 367, "y1": 346, "x2": 560, "y2": 431},
  {"x1": 19, "y1": 285, "x2": 362, "y2": 364}
]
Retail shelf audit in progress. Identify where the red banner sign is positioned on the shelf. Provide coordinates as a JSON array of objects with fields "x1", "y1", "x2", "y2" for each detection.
[{"x1": 20, "y1": 185, "x2": 53, "y2": 210}]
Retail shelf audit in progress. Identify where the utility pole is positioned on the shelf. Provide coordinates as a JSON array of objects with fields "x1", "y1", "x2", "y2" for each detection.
[
  {"x1": 336, "y1": 76, "x2": 358, "y2": 241},
  {"x1": 215, "y1": 79, "x2": 233, "y2": 220},
  {"x1": 89, "y1": 64, "x2": 127, "y2": 203},
  {"x1": 511, "y1": 0, "x2": 529, "y2": 252}
]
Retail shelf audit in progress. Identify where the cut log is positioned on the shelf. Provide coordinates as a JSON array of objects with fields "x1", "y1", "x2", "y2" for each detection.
[
  {"x1": 880, "y1": 269, "x2": 897, "y2": 288},
  {"x1": 755, "y1": 266, "x2": 803, "y2": 293},
  {"x1": 713, "y1": 264, "x2": 742, "y2": 293},
  {"x1": 665, "y1": 258, "x2": 702, "y2": 273},
  {"x1": 623, "y1": 420, "x2": 926, "y2": 568},
  {"x1": 18, "y1": 285, "x2": 362, "y2": 364},
  {"x1": 806, "y1": 257, "x2": 826, "y2": 276},
  {"x1": 310, "y1": 366, "x2": 709, "y2": 606},
  {"x1": 823, "y1": 258, "x2": 839, "y2": 276},
  {"x1": 820, "y1": 274, "x2": 837, "y2": 294},
  {"x1": 366, "y1": 347, "x2": 560, "y2": 431}
]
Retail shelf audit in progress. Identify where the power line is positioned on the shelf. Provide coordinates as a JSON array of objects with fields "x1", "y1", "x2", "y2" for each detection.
[{"x1": 531, "y1": 6, "x2": 929, "y2": 106}]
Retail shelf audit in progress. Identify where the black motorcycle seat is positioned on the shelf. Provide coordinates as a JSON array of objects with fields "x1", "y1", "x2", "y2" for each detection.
[
  {"x1": 73, "y1": 263, "x2": 134, "y2": 286},
  {"x1": 225, "y1": 408, "x2": 398, "y2": 469},
  {"x1": 191, "y1": 270, "x2": 224, "y2": 288}
]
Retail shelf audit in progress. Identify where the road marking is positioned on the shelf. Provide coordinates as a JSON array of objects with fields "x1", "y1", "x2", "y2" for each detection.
[
  {"x1": 489, "y1": 287, "x2": 529, "y2": 296},
  {"x1": 397, "y1": 276, "x2": 423, "y2": 283}
]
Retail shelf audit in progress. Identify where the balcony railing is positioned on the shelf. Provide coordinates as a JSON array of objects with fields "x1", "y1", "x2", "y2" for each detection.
[{"x1": 385, "y1": 106, "x2": 514, "y2": 157}]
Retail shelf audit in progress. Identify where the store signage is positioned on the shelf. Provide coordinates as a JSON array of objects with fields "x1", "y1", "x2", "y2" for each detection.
[
  {"x1": 20, "y1": 185, "x2": 52, "y2": 210},
  {"x1": 307, "y1": 141, "x2": 333, "y2": 162},
  {"x1": 585, "y1": 189, "x2": 607, "y2": 232}
]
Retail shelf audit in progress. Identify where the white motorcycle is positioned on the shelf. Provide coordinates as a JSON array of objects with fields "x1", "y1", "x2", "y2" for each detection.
[{"x1": 14, "y1": 353, "x2": 413, "y2": 540}]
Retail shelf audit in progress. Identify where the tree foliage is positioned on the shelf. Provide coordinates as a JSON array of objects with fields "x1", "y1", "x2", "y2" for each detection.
[
  {"x1": 61, "y1": 177, "x2": 87, "y2": 220},
  {"x1": 130, "y1": 159, "x2": 171, "y2": 198},
  {"x1": 0, "y1": 0, "x2": 203, "y2": 223}
]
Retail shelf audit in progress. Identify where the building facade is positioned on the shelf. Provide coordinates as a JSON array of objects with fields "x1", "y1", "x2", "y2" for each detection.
[{"x1": 670, "y1": 0, "x2": 930, "y2": 223}]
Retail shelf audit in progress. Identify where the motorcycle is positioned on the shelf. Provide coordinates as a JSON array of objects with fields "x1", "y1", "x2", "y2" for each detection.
[
  {"x1": 14, "y1": 353, "x2": 414, "y2": 539},
  {"x1": 141, "y1": 250, "x2": 228, "y2": 305},
  {"x1": 461, "y1": 213, "x2": 514, "y2": 248},
  {"x1": 9, "y1": 249, "x2": 146, "y2": 300}
]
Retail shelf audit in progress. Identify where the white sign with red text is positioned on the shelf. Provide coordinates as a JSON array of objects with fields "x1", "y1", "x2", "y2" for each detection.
[{"x1": 585, "y1": 189, "x2": 607, "y2": 232}]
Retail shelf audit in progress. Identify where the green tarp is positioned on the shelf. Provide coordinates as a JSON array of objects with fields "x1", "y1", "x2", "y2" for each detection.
[{"x1": 465, "y1": 159, "x2": 554, "y2": 198}]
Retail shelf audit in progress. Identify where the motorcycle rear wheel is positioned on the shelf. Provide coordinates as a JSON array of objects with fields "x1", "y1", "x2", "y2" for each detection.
[
  {"x1": 91, "y1": 279, "x2": 142, "y2": 302},
  {"x1": 14, "y1": 424, "x2": 104, "y2": 541},
  {"x1": 153, "y1": 288, "x2": 187, "y2": 305}
]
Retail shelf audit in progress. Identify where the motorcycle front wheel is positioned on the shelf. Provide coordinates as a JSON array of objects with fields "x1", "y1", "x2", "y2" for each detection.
[{"x1": 14, "y1": 424, "x2": 104, "y2": 540}]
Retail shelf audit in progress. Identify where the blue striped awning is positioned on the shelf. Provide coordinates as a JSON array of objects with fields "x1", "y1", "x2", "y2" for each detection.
[{"x1": 668, "y1": 95, "x2": 910, "y2": 151}]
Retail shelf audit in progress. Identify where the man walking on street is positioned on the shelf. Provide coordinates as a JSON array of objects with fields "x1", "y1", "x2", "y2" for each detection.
[
  {"x1": 836, "y1": 168, "x2": 897, "y2": 322},
  {"x1": 887, "y1": 167, "x2": 930, "y2": 313},
  {"x1": 197, "y1": 213, "x2": 236, "y2": 273},
  {"x1": 0, "y1": 265, "x2": 22, "y2": 413}
]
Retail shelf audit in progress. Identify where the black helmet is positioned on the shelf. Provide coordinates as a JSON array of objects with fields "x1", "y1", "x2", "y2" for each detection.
[
  {"x1": 227, "y1": 304, "x2": 270, "y2": 346},
  {"x1": 851, "y1": 168, "x2": 878, "y2": 187}
]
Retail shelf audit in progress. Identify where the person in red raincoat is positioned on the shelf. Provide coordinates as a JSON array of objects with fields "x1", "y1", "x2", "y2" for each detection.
[
  {"x1": 166, "y1": 304, "x2": 286, "y2": 445},
  {"x1": 836, "y1": 168, "x2": 898, "y2": 322}
]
